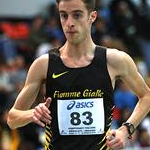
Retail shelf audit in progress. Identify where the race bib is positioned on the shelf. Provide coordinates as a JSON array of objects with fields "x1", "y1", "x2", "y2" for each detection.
[{"x1": 57, "y1": 98, "x2": 105, "y2": 135}]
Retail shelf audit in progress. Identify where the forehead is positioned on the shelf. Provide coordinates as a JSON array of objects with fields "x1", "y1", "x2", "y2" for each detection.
[{"x1": 58, "y1": 0, "x2": 87, "y2": 13}]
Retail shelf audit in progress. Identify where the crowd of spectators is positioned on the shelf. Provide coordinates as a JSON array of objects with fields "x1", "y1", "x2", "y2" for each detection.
[{"x1": 0, "y1": 0, "x2": 150, "y2": 149}]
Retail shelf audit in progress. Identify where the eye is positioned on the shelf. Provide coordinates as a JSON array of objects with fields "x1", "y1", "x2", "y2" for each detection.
[
  {"x1": 60, "y1": 13, "x2": 68, "y2": 20},
  {"x1": 73, "y1": 13, "x2": 82, "y2": 19}
]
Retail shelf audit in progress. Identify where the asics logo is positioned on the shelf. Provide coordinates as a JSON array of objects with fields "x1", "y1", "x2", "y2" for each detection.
[
  {"x1": 52, "y1": 71, "x2": 68, "y2": 79},
  {"x1": 67, "y1": 101, "x2": 75, "y2": 110},
  {"x1": 67, "y1": 101, "x2": 94, "y2": 110}
]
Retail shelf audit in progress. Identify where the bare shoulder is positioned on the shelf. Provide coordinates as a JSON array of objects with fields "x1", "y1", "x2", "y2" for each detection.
[
  {"x1": 106, "y1": 48, "x2": 137, "y2": 77},
  {"x1": 107, "y1": 48, "x2": 131, "y2": 64},
  {"x1": 33, "y1": 54, "x2": 49, "y2": 66},
  {"x1": 27, "y1": 54, "x2": 49, "y2": 81}
]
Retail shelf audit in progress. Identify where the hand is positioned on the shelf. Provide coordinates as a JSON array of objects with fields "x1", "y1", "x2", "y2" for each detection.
[
  {"x1": 106, "y1": 127, "x2": 128, "y2": 150},
  {"x1": 32, "y1": 97, "x2": 52, "y2": 127}
]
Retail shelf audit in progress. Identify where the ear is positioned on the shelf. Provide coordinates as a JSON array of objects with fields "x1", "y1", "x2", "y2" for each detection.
[{"x1": 89, "y1": 11, "x2": 97, "y2": 23}]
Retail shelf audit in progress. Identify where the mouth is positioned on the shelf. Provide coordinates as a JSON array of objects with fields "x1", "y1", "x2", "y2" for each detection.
[{"x1": 66, "y1": 31, "x2": 77, "y2": 34}]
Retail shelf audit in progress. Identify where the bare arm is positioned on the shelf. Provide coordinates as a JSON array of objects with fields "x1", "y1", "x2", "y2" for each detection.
[
  {"x1": 7, "y1": 54, "x2": 51, "y2": 129},
  {"x1": 106, "y1": 49, "x2": 150, "y2": 149},
  {"x1": 117, "y1": 51, "x2": 150, "y2": 128}
]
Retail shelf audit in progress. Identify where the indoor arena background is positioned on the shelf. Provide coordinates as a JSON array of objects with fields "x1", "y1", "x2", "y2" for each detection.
[{"x1": 0, "y1": 0, "x2": 150, "y2": 149}]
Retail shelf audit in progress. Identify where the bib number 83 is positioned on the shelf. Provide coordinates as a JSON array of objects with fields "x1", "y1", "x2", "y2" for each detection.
[{"x1": 70, "y1": 111, "x2": 93, "y2": 126}]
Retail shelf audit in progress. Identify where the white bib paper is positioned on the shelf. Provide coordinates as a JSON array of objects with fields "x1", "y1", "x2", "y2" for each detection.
[{"x1": 57, "y1": 98, "x2": 105, "y2": 135}]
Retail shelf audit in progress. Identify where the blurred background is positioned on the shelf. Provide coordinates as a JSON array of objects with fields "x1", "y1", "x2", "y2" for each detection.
[{"x1": 0, "y1": 0, "x2": 150, "y2": 149}]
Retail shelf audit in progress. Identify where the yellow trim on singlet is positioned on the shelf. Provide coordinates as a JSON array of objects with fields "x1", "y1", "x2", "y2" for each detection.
[
  {"x1": 107, "y1": 122, "x2": 111, "y2": 127},
  {"x1": 106, "y1": 147, "x2": 110, "y2": 150},
  {"x1": 45, "y1": 134, "x2": 50, "y2": 142},
  {"x1": 45, "y1": 130, "x2": 52, "y2": 137},
  {"x1": 98, "y1": 128, "x2": 110, "y2": 145},
  {"x1": 100, "y1": 143, "x2": 107, "y2": 150},
  {"x1": 46, "y1": 125, "x2": 51, "y2": 130},
  {"x1": 45, "y1": 144, "x2": 48, "y2": 150},
  {"x1": 45, "y1": 139, "x2": 49, "y2": 146},
  {"x1": 108, "y1": 115, "x2": 113, "y2": 120},
  {"x1": 45, "y1": 139, "x2": 51, "y2": 150},
  {"x1": 108, "y1": 116, "x2": 112, "y2": 120},
  {"x1": 45, "y1": 145, "x2": 51, "y2": 150}
]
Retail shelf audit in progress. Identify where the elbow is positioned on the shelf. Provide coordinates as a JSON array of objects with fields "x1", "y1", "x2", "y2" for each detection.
[
  {"x1": 7, "y1": 110, "x2": 17, "y2": 130},
  {"x1": 7, "y1": 119, "x2": 14, "y2": 130},
  {"x1": 7, "y1": 118, "x2": 16, "y2": 130}
]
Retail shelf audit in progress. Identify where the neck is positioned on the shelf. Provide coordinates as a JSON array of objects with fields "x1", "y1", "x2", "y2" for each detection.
[{"x1": 60, "y1": 38, "x2": 96, "y2": 58}]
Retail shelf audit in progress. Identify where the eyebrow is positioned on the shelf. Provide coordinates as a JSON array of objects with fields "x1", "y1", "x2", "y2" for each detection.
[{"x1": 59, "y1": 10, "x2": 84, "y2": 14}]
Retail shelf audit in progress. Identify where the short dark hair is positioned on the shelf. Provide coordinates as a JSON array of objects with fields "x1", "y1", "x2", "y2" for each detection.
[{"x1": 56, "y1": 0, "x2": 96, "y2": 12}]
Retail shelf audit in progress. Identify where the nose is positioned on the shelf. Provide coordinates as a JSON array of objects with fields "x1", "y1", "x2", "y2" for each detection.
[{"x1": 66, "y1": 16, "x2": 75, "y2": 28}]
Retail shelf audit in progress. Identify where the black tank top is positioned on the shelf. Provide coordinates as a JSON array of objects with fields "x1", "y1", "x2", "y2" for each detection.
[{"x1": 45, "y1": 46, "x2": 114, "y2": 150}]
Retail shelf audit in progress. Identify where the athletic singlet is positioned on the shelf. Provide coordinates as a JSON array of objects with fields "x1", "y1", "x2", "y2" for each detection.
[{"x1": 45, "y1": 46, "x2": 114, "y2": 150}]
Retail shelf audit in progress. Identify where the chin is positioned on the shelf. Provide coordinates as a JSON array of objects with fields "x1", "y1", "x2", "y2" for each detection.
[
  {"x1": 67, "y1": 37, "x2": 85, "y2": 44},
  {"x1": 69, "y1": 40, "x2": 81, "y2": 45}
]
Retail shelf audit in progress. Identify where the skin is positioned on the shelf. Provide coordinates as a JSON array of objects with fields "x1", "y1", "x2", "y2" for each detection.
[{"x1": 7, "y1": 0, "x2": 150, "y2": 149}]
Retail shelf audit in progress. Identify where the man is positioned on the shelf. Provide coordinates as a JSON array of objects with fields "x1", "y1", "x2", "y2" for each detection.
[{"x1": 7, "y1": 0, "x2": 150, "y2": 149}]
